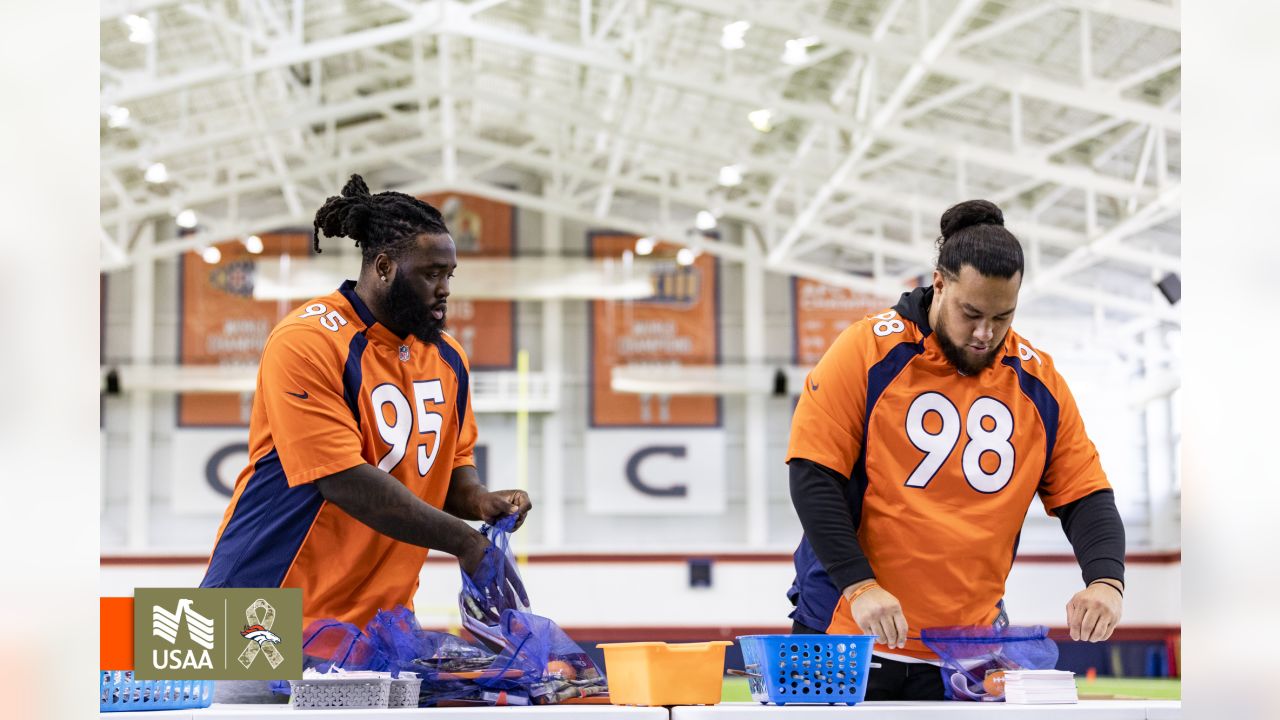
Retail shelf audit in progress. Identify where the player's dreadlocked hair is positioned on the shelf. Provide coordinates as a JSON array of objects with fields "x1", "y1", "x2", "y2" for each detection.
[
  {"x1": 935, "y1": 199, "x2": 1024, "y2": 280},
  {"x1": 312, "y1": 174, "x2": 449, "y2": 261}
]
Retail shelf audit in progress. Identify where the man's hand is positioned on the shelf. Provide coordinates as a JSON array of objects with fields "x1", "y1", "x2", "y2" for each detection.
[
  {"x1": 1066, "y1": 581, "x2": 1123, "y2": 642},
  {"x1": 455, "y1": 531, "x2": 490, "y2": 578},
  {"x1": 476, "y1": 489, "x2": 533, "y2": 529},
  {"x1": 445, "y1": 466, "x2": 533, "y2": 529},
  {"x1": 458, "y1": 533, "x2": 529, "y2": 625},
  {"x1": 845, "y1": 580, "x2": 909, "y2": 649}
]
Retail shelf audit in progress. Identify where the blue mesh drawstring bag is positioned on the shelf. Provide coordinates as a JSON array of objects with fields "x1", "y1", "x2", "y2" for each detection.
[
  {"x1": 477, "y1": 609, "x2": 608, "y2": 705},
  {"x1": 299, "y1": 619, "x2": 385, "y2": 673},
  {"x1": 365, "y1": 606, "x2": 485, "y2": 677},
  {"x1": 459, "y1": 514, "x2": 529, "y2": 650},
  {"x1": 273, "y1": 609, "x2": 502, "y2": 706},
  {"x1": 268, "y1": 618, "x2": 388, "y2": 696},
  {"x1": 920, "y1": 625, "x2": 1059, "y2": 701}
]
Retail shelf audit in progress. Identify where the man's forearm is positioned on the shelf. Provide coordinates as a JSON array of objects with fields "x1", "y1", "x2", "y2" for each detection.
[
  {"x1": 789, "y1": 458, "x2": 874, "y2": 591},
  {"x1": 1054, "y1": 489, "x2": 1126, "y2": 586},
  {"x1": 316, "y1": 463, "x2": 484, "y2": 559},
  {"x1": 443, "y1": 465, "x2": 487, "y2": 521}
]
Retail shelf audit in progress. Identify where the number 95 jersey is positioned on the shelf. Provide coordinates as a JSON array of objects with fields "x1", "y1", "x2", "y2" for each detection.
[
  {"x1": 201, "y1": 280, "x2": 477, "y2": 629},
  {"x1": 786, "y1": 287, "x2": 1110, "y2": 660}
]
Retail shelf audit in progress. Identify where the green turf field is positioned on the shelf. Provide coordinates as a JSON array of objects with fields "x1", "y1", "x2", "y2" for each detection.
[{"x1": 721, "y1": 676, "x2": 1180, "y2": 702}]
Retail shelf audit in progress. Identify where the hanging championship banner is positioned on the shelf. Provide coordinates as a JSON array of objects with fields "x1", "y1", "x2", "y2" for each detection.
[
  {"x1": 418, "y1": 192, "x2": 515, "y2": 370},
  {"x1": 178, "y1": 233, "x2": 311, "y2": 427},
  {"x1": 589, "y1": 233, "x2": 720, "y2": 427},
  {"x1": 791, "y1": 277, "x2": 887, "y2": 366}
]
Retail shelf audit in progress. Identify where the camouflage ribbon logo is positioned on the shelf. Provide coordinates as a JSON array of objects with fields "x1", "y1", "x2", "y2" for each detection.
[{"x1": 238, "y1": 598, "x2": 284, "y2": 669}]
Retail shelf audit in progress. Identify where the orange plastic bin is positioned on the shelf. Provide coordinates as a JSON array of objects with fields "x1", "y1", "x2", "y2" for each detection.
[{"x1": 598, "y1": 641, "x2": 734, "y2": 706}]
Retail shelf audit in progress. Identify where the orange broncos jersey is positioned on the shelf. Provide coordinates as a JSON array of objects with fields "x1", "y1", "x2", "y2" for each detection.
[
  {"x1": 201, "y1": 281, "x2": 478, "y2": 628},
  {"x1": 787, "y1": 288, "x2": 1110, "y2": 660}
]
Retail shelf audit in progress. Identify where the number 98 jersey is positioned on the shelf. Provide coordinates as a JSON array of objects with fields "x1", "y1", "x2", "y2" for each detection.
[
  {"x1": 786, "y1": 287, "x2": 1110, "y2": 660},
  {"x1": 201, "y1": 281, "x2": 477, "y2": 629}
]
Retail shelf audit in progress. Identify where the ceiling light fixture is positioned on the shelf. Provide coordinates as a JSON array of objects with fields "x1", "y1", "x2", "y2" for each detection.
[
  {"x1": 782, "y1": 36, "x2": 820, "y2": 65},
  {"x1": 106, "y1": 105, "x2": 131, "y2": 128},
  {"x1": 695, "y1": 210, "x2": 717, "y2": 231},
  {"x1": 676, "y1": 248, "x2": 695, "y2": 266},
  {"x1": 634, "y1": 236, "x2": 656, "y2": 256},
  {"x1": 720, "y1": 20, "x2": 750, "y2": 50},
  {"x1": 125, "y1": 14, "x2": 155, "y2": 44},
  {"x1": 144, "y1": 162, "x2": 168, "y2": 184},
  {"x1": 200, "y1": 246, "x2": 222, "y2": 264},
  {"x1": 718, "y1": 165, "x2": 743, "y2": 187},
  {"x1": 748, "y1": 108, "x2": 774, "y2": 133},
  {"x1": 176, "y1": 209, "x2": 198, "y2": 228},
  {"x1": 244, "y1": 235, "x2": 264, "y2": 254}
]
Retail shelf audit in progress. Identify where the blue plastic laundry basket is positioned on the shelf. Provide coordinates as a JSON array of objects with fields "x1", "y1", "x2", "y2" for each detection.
[
  {"x1": 100, "y1": 670, "x2": 215, "y2": 712},
  {"x1": 737, "y1": 634, "x2": 876, "y2": 706}
]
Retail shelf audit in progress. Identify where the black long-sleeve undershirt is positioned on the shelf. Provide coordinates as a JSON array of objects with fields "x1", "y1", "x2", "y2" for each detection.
[
  {"x1": 790, "y1": 458, "x2": 1127, "y2": 591},
  {"x1": 1053, "y1": 489, "x2": 1126, "y2": 587},
  {"x1": 789, "y1": 458, "x2": 873, "y2": 592}
]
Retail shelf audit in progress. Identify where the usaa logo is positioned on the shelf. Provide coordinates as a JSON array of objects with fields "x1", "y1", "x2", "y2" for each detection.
[
  {"x1": 208, "y1": 260, "x2": 256, "y2": 297},
  {"x1": 151, "y1": 599, "x2": 216, "y2": 670}
]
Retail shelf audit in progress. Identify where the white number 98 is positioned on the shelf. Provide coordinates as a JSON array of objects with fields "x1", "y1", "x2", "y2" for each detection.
[{"x1": 903, "y1": 392, "x2": 1016, "y2": 493}]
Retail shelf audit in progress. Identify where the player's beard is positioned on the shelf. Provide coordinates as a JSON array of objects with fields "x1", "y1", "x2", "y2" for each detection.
[
  {"x1": 383, "y1": 272, "x2": 445, "y2": 344},
  {"x1": 934, "y1": 312, "x2": 1002, "y2": 375}
]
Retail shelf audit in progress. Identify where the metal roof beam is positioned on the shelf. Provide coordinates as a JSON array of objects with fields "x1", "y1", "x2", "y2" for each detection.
[
  {"x1": 770, "y1": 0, "x2": 985, "y2": 262},
  {"x1": 1092, "y1": 110, "x2": 1173, "y2": 171},
  {"x1": 1025, "y1": 184, "x2": 1180, "y2": 295},
  {"x1": 103, "y1": 85, "x2": 432, "y2": 171},
  {"x1": 101, "y1": 136, "x2": 445, "y2": 226},
  {"x1": 450, "y1": 134, "x2": 1126, "y2": 277},
  {"x1": 878, "y1": 124, "x2": 1147, "y2": 197},
  {"x1": 1063, "y1": 0, "x2": 1180, "y2": 31},
  {"x1": 1104, "y1": 53, "x2": 1181, "y2": 93},
  {"x1": 659, "y1": 0, "x2": 1179, "y2": 130},
  {"x1": 951, "y1": 2, "x2": 1064, "y2": 53},
  {"x1": 101, "y1": 0, "x2": 183, "y2": 20},
  {"x1": 104, "y1": 12, "x2": 1153, "y2": 206},
  {"x1": 1035, "y1": 281, "x2": 1178, "y2": 322},
  {"x1": 101, "y1": 4, "x2": 446, "y2": 107},
  {"x1": 450, "y1": 18, "x2": 1155, "y2": 227},
  {"x1": 763, "y1": 0, "x2": 908, "y2": 210}
]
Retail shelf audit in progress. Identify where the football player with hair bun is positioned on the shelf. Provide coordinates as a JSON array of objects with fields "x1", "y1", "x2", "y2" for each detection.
[{"x1": 786, "y1": 199, "x2": 1125, "y2": 701}]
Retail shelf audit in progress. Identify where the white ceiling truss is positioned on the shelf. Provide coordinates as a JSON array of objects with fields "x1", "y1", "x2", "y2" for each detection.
[{"x1": 101, "y1": 0, "x2": 1181, "y2": 325}]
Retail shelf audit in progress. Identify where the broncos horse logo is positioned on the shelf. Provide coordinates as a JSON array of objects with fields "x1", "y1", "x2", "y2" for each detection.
[{"x1": 240, "y1": 624, "x2": 283, "y2": 646}]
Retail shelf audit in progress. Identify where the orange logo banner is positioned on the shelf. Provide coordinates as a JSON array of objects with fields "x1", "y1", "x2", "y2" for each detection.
[
  {"x1": 792, "y1": 277, "x2": 887, "y2": 365},
  {"x1": 179, "y1": 233, "x2": 312, "y2": 426},
  {"x1": 589, "y1": 233, "x2": 720, "y2": 427}
]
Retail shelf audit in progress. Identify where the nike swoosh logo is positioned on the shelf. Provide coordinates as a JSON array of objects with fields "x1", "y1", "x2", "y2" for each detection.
[
  {"x1": 285, "y1": 390, "x2": 309, "y2": 399},
  {"x1": 809, "y1": 381, "x2": 819, "y2": 392}
]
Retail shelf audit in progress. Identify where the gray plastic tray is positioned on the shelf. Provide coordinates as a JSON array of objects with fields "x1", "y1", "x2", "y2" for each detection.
[
  {"x1": 288, "y1": 677, "x2": 391, "y2": 709},
  {"x1": 387, "y1": 675, "x2": 423, "y2": 708}
]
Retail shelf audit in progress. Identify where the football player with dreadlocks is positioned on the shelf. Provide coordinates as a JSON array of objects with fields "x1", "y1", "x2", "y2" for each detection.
[{"x1": 201, "y1": 175, "x2": 531, "y2": 631}]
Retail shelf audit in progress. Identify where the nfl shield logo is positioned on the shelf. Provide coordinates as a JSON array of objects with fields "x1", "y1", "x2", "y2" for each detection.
[{"x1": 399, "y1": 345, "x2": 410, "y2": 362}]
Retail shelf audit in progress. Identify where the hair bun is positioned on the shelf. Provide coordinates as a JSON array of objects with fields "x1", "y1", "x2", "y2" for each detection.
[
  {"x1": 940, "y1": 199, "x2": 1004, "y2": 239},
  {"x1": 341, "y1": 174, "x2": 371, "y2": 198}
]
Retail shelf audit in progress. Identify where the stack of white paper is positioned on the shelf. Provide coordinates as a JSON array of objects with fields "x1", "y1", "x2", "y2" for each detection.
[{"x1": 1002, "y1": 669, "x2": 1078, "y2": 704}]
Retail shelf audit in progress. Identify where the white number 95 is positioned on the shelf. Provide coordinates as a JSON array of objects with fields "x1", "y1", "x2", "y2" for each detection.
[{"x1": 299, "y1": 303, "x2": 348, "y2": 332}]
